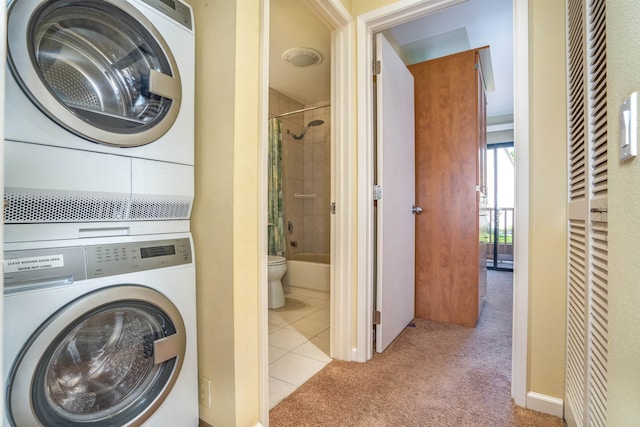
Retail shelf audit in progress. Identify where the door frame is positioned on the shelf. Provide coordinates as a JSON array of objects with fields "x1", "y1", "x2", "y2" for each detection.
[{"x1": 355, "y1": 0, "x2": 530, "y2": 407}]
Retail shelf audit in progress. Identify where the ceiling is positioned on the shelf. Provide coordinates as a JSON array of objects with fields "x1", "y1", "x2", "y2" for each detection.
[
  {"x1": 269, "y1": 0, "x2": 331, "y2": 106},
  {"x1": 270, "y1": 0, "x2": 513, "y2": 122}
]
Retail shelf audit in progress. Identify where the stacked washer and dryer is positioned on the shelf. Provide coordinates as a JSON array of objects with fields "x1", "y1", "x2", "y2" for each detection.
[{"x1": 3, "y1": 0, "x2": 198, "y2": 425}]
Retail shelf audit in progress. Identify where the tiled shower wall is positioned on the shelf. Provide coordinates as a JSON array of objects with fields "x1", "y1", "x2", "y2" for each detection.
[
  {"x1": 301, "y1": 105, "x2": 330, "y2": 255},
  {"x1": 269, "y1": 88, "x2": 330, "y2": 257}
]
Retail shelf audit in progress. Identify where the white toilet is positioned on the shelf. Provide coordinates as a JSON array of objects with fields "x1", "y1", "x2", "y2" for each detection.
[{"x1": 267, "y1": 255, "x2": 287, "y2": 309}]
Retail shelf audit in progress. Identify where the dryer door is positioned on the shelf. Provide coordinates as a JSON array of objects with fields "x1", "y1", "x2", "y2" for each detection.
[
  {"x1": 7, "y1": 286, "x2": 186, "y2": 427},
  {"x1": 7, "y1": 0, "x2": 181, "y2": 147}
]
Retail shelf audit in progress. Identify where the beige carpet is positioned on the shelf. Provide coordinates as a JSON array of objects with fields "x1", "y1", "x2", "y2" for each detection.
[{"x1": 269, "y1": 271, "x2": 565, "y2": 426}]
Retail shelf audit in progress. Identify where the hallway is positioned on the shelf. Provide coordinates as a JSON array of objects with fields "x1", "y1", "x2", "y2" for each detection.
[{"x1": 269, "y1": 271, "x2": 563, "y2": 426}]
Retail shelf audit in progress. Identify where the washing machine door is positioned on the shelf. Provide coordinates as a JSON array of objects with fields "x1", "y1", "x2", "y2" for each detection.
[
  {"x1": 6, "y1": 0, "x2": 181, "y2": 147},
  {"x1": 6, "y1": 286, "x2": 186, "y2": 427}
]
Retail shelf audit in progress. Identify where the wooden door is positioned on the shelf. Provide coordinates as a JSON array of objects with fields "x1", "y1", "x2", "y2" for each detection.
[{"x1": 409, "y1": 49, "x2": 483, "y2": 328}]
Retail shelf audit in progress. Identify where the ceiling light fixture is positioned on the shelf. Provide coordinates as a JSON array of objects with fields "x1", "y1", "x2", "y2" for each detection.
[{"x1": 282, "y1": 48, "x2": 323, "y2": 68}]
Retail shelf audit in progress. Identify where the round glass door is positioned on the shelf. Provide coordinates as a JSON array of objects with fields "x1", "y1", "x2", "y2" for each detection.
[
  {"x1": 7, "y1": 0, "x2": 182, "y2": 147},
  {"x1": 7, "y1": 286, "x2": 186, "y2": 427}
]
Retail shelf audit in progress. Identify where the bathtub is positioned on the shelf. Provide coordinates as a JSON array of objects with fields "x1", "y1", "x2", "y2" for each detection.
[{"x1": 283, "y1": 252, "x2": 330, "y2": 292}]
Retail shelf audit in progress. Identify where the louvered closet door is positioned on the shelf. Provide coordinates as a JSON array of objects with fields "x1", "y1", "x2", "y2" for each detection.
[{"x1": 565, "y1": 1, "x2": 608, "y2": 426}]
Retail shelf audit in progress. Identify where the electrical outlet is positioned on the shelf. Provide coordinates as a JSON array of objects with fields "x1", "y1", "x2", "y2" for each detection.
[{"x1": 198, "y1": 375, "x2": 211, "y2": 408}]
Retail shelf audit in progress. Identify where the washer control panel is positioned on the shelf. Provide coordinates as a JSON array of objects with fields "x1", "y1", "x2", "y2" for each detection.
[
  {"x1": 3, "y1": 246, "x2": 87, "y2": 291},
  {"x1": 86, "y1": 238, "x2": 192, "y2": 279},
  {"x1": 4, "y1": 238, "x2": 193, "y2": 292}
]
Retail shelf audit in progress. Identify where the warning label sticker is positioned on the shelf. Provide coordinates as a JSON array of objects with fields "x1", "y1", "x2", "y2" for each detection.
[{"x1": 4, "y1": 255, "x2": 65, "y2": 273}]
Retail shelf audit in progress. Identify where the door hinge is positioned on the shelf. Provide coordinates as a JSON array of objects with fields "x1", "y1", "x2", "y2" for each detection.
[
  {"x1": 373, "y1": 185, "x2": 382, "y2": 200},
  {"x1": 373, "y1": 310, "x2": 381, "y2": 325},
  {"x1": 374, "y1": 60, "x2": 381, "y2": 75},
  {"x1": 330, "y1": 202, "x2": 336, "y2": 214},
  {"x1": 475, "y1": 62, "x2": 480, "y2": 70}
]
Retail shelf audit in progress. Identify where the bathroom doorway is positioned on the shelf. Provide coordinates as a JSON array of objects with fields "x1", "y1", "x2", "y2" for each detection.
[{"x1": 266, "y1": 0, "x2": 334, "y2": 410}]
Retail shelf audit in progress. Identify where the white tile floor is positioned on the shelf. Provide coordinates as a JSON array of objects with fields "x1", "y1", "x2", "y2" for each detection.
[{"x1": 268, "y1": 287, "x2": 331, "y2": 409}]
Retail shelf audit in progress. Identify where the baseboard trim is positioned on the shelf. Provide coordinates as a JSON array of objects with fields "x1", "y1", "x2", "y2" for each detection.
[
  {"x1": 526, "y1": 391, "x2": 564, "y2": 418},
  {"x1": 199, "y1": 419, "x2": 264, "y2": 427},
  {"x1": 200, "y1": 420, "x2": 265, "y2": 427}
]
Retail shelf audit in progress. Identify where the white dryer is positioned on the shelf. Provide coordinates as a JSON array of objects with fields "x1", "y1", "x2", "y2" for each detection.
[
  {"x1": 4, "y1": 0, "x2": 196, "y2": 232},
  {"x1": 5, "y1": 0, "x2": 194, "y2": 161},
  {"x1": 3, "y1": 232, "x2": 198, "y2": 426}
]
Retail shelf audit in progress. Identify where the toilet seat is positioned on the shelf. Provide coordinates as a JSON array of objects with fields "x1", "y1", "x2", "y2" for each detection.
[{"x1": 268, "y1": 255, "x2": 286, "y2": 265}]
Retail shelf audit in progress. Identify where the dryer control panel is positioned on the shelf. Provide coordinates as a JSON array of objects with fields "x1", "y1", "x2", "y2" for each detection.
[
  {"x1": 140, "y1": 0, "x2": 193, "y2": 30},
  {"x1": 86, "y1": 238, "x2": 192, "y2": 279}
]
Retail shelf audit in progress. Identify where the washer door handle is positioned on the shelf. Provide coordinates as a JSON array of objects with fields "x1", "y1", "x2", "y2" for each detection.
[
  {"x1": 153, "y1": 332, "x2": 186, "y2": 365},
  {"x1": 148, "y1": 70, "x2": 181, "y2": 101}
]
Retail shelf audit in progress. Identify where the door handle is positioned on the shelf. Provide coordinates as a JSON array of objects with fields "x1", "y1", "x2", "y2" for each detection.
[
  {"x1": 148, "y1": 69, "x2": 181, "y2": 100},
  {"x1": 412, "y1": 205, "x2": 423, "y2": 214}
]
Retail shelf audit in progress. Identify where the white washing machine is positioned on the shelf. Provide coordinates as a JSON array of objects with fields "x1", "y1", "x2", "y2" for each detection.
[
  {"x1": 3, "y1": 232, "x2": 199, "y2": 426},
  {"x1": 4, "y1": 0, "x2": 196, "y2": 232}
]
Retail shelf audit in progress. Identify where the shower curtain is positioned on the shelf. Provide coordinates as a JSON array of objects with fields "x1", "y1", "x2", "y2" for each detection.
[{"x1": 268, "y1": 118, "x2": 286, "y2": 256}]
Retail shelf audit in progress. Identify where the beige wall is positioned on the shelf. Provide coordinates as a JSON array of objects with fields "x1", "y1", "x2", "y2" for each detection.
[
  {"x1": 338, "y1": 0, "x2": 352, "y2": 14},
  {"x1": 351, "y1": 0, "x2": 395, "y2": 16},
  {"x1": 607, "y1": 1, "x2": 640, "y2": 424},
  {"x1": 527, "y1": 0, "x2": 567, "y2": 398},
  {"x1": 187, "y1": 0, "x2": 262, "y2": 425}
]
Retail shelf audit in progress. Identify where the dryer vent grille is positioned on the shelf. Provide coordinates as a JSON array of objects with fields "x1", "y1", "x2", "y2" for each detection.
[
  {"x1": 4, "y1": 190, "x2": 129, "y2": 222},
  {"x1": 130, "y1": 195, "x2": 192, "y2": 220},
  {"x1": 4, "y1": 189, "x2": 192, "y2": 223}
]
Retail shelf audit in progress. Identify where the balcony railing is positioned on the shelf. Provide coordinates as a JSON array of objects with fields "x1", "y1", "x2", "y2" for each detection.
[{"x1": 487, "y1": 207, "x2": 514, "y2": 269}]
